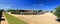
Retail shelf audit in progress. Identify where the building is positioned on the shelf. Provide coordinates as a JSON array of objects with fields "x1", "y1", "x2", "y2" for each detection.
[{"x1": 11, "y1": 10, "x2": 47, "y2": 15}]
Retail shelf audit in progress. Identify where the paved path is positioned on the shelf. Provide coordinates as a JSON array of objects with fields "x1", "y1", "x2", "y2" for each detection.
[
  {"x1": 7, "y1": 12, "x2": 60, "y2": 24},
  {"x1": 1, "y1": 12, "x2": 8, "y2": 24}
]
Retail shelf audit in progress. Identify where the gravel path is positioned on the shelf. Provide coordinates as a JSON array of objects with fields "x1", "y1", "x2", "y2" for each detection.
[{"x1": 7, "y1": 12, "x2": 60, "y2": 24}]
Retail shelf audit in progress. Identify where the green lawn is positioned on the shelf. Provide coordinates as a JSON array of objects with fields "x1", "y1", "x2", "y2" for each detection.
[{"x1": 5, "y1": 13, "x2": 28, "y2": 24}]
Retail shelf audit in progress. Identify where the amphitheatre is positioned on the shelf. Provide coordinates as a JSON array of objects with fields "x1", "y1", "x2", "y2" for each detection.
[
  {"x1": 1, "y1": 10, "x2": 60, "y2": 24},
  {"x1": 0, "y1": 0, "x2": 60, "y2": 24}
]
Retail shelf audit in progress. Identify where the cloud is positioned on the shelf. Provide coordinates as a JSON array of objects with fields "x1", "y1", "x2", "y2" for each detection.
[
  {"x1": 0, "y1": 4, "x2": 13, "y2": 10},
  {"x1": 38, "y1": 3, "x2": 44, "y2": 6},
  {"x1": 32, "y1": 3, "x2": 44, "y2": 7}
]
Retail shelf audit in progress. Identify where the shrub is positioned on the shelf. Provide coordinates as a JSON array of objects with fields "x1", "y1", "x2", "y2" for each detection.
[
  {"x1": 54, "y1": 6, "x2": 60, "y2": 22},
  {"x1": 54, "y1": 6, "x2": 60, "y2": 18}
]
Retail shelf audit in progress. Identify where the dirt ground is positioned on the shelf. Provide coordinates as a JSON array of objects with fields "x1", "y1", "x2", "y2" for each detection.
[{"x1": 7, "y1": 12, "x2": 60, "y2": 24}]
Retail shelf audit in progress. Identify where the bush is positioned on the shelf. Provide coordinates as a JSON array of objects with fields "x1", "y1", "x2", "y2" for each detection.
[
  {"x1": 54, "y1": 6, "x2": 60, "y2": 22},
  {"x1": 54, "y1": 6, "x2": 60, "y2": 18}
]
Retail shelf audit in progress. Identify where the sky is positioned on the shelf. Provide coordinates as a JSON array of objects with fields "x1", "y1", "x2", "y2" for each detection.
[{"x1": 0, "y1": 0, "x2": 60, "y2": 11}]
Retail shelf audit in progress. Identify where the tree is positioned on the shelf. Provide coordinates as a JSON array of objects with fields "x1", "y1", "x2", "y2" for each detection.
[
  {"x1": 7, "y1": 9, "x2": 15, "y2": 12},
  {"x1": 38, "y1": 10, "x2": 42, "y2": 12},
  {"x1": 54, "y1": 6, "x2": 60, "y2": 22},
  {"x1": 54, "y1": 6, "x2": 60, "y2": 18},
  {"x1": 51, "y1": 11, "x2": 53, "y2": 13}
]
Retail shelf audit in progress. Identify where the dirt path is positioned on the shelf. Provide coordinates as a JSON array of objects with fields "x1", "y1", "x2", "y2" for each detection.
[
  {"x1": 7, "y1": 12, "x2": 60, "y2": 24},
  {"x1": 1, "y1": 12, "x2": 8, "y2": 24}
]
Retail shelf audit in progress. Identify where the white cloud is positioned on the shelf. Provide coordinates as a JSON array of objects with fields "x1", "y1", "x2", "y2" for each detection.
[
  {"x1": 32, "y1": 3, "x2": 44, "y2": 7},
  {"x1": 0, "y1": 4, "x2": 13, "y2": 10},
  {"x1": 38, "y1": 3, "x2": 44, "y2": 6}
]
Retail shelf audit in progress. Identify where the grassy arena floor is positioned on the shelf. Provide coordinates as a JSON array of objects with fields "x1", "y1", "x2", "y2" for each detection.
[{"x1": 5, "y1": 13, "x2": 28, "y2": 24}]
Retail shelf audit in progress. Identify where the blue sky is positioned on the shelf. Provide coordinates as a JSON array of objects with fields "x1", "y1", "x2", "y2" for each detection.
[{"x1": 0, "y1": 0, "x2": 60, "y2": 11}]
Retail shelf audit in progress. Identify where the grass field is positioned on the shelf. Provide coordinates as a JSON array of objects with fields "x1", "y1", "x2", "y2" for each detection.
[
  {"x1": 5, "y1": 13, "x2": 28, "y2": 24},
  {"x1": 7, "y1": 12, "x2": 60, "y2": 24}
]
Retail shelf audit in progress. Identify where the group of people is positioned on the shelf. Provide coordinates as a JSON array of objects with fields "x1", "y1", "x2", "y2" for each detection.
[{"x1": 0, "y1": 10, "x2": 5, "y2": 21}]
